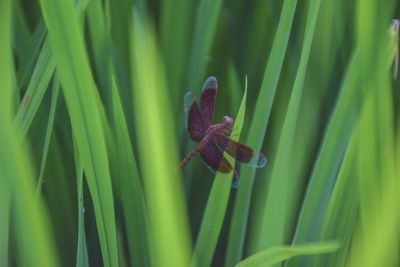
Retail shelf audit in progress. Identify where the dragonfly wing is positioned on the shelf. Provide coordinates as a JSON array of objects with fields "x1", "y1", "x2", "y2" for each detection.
[
  {"x1": 184, "y1": 91, "x2": 193, "y2": 129},
  {"x1": 200, "y1": 141, "x2": 232, "y2": 173},
  {"x1": 213, "y1": 134, "x2": 267, "y2": 168},
  {"x1": 200, "y1": 76, "x2": 217, "y2": 127},
  {"x1": 184, "y1": 91, "x2": 206, "y2": 141}
]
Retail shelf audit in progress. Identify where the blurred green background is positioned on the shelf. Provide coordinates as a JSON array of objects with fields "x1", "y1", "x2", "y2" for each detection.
[{"x1": 0, "y1": 0, "x2": 399, "y2": 266}]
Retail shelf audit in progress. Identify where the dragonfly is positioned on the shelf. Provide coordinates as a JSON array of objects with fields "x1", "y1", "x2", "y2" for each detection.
[{"x1": 177, "y1": 76, "x2": 267, "y2": 188}]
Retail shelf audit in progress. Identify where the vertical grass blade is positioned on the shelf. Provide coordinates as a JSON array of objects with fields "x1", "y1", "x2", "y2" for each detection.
[
  {"x1": 39, "y1": 0, "x2": 119, "y2": 266},
  {"x1": 225, "y1": 1, "x2": 298, "y2": 264},
  {"x1": 130, "y1": 12, "x2": 191, "y2": 267},
  {"x1": 111, "y1": 78, "x2": 151, "y2": 267},
  {"x1": 349, "y1": 2, "x2": 399, "y2": 263},
  {"x1": 289, "y1": 53, "x2": 361, "y2": 254},
  {"x1": 0, "y1": 0, "x2": 12, "y2": 250},
  {"x1": 0, "y1": 1, "x2": 58, "y2": 265},
  {"x1": 36, "y1": 77, "x2": 60, "y2": 194},
  {"x1": 186, "y1": 0, "x2": 224, "y2": 92},
  {"x1": 257, "y1": 0, "x2": 321, "y2": 250},
  {"x1": 192, "y1": 78, "x2": 247, "y2": 267},
  {"x1": 73, "y1": 138, "x2": 90, "y2": 267},
  {"x1": 312, "y1": 131, "x2": 359, "y2": 267},
  {"x1": 160, "y1": 0, "x2": 193, "y2": 103}
]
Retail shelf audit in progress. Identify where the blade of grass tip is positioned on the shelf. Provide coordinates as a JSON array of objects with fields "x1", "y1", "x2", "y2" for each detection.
[
  {"x1": 36, "y1": 76, "x2": 60, "y2": 195},
  {"x1": 258, "y1": 0, "x2": 321, "y2": 250},
  {"x1": 131, "y1": 11, "x2": 191, "y2": 267},
  {"x1": 225, "y1": 0, "x2": 298, "y2": 264},
  {"x1": 235, "y1": 242, "x2": 339, "y2": 267},
  {"x1": 192, "y1": 77, "x2": 248, "y2": 267},
  {"x1": 0, "y1": 1, "x2": 58, "y2": 265},
  {"x1": 111, "y1": 76, "x2": 151, "y2": 267},
  {"x1": 226, "y1": 62, "x2": 243, "y2": 115},
  {"x1": 39, "y1": 0, "x2": 119, "y2": 266},
  {"x1": 185, "y1": 0, "x2": 224, "y2": 93},
  {"x1": 73, "y1": 136, "x2": 90, "y2": 267}
]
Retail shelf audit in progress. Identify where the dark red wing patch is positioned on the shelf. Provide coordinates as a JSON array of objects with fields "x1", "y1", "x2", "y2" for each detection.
[
  {"x1": 213, "y1": 134, "x2": 253, "y2": 162},
  {"x1": 212, "y1": 134, "x2": 267, "y2": 168},
  {"x1": 200, "y1": 76, "x2": 217, "y2": 127},
  {"x1": 187, "y1": 100, "x2": 206, "y2": 141},
  {"x1": 200, "y1": 141, "x2": 232, "y2": 173}
]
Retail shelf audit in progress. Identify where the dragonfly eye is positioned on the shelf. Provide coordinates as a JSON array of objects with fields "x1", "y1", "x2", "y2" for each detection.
[{"x1": 222, "y1": 116, "x2": 233, "y2": 128}]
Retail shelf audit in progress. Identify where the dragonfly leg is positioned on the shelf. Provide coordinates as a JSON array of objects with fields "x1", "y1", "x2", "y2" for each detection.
[
  {"x1": 231, "y1": 169, "x2": 240, "y2": 188},
  {"x1": 176, "y1": 147, "x2": 200, "y2": 169}
]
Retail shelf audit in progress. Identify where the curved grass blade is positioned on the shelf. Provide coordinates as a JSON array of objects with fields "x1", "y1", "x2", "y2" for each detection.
[
  {"x1": 235, "y1": 242, "x2": 339, "y2": 267},
  {"x1": 15, "y1": 0, "x2": 89, "y2": 142},
  {"x1": 36, "y1": 76, "x2": 60, "y2": 195},
  {"x1": 39, "y1": 0, "x2": 119, "y2": 266},
  {"x1": 192, "y1": 77, "x2": 247, "y2": 267},
  {"x1": 131, "y1": 11, "x2": 191, "y2": 267},
  {"x1": 225, "y1": 1, "x2": 298, "y2": 264}
]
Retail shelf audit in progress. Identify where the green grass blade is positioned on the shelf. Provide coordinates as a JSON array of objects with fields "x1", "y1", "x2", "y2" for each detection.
[
  {"x1": 186, "y1": 0, "x2": 224, "y2": 92},
  {"x1": 236, "y1": 242, "x2": 339, "y2": 267},
  {"x1": 349, "y1": 4, "x2": 399, "y2": 262},
  {"x1": 12, "y1": 0, "x2": 33, "y2": 66},
  {"x1": 0, "y1": 1, "x2": 58, "y2": 265},
  {"x1": 130, "y1": 11, "x2": 191, "y2": 267},
  {"x1": 289, "y1": 52, "x2": 360, "y2": 244},
  {"x1": 111, "y1": 78, "x2": 151, "y2": 267},
  {"x1": 86, "y1": 0, "x2": 111, "y2": 95},
  {"x1": 192, "y1": 78, "x2": 247, "y2": 267},
  {"x1": 39, "y1": 0, "x2": 119, "y2": 266},
  {"x1": 36, "y1": 77, "x2": 60, "y2": 194},
  {"x1": 0, "y1": 186, "x2": 10, "y2": 267},
  {"x1": 16, "y1": 0, "x2": 89, "y2": 141},
  {"x1": 312, "y1": 131, "x2": 359, "y2": 267},
  {"x1": 160, "y1": 0, "x2": 193, "y2": 104},
  {"x1": 15, "y1": 37, "x2": 55, "y2": 141},
  {"x1": 73, "y1": 136, "x2": 90, "y2": 267},
  {"x1": 15, "y1": 19, "x2": 46, "y2": 92},
  {"x1": 225, "y1": 1, "x2": 298, "y2": 264},
  {"x1": 257, "y1": 0, "x2": 321, "y2": 250}
]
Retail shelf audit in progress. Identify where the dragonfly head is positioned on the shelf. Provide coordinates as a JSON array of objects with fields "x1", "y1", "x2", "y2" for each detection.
[{"x1": 222, "y1": 116, "x2": 233, "y2": 129}]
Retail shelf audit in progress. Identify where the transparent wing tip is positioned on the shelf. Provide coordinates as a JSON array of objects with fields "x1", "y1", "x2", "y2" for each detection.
[
  {"x1": 184, "y1": 91, "x2": 194, "y2": 129},
  {"x1": 248, "y1": 152, "x2": 267, "y2": 168},
  {"x1": 203, "y1": 76, "x2": 217, "y2": 91}
]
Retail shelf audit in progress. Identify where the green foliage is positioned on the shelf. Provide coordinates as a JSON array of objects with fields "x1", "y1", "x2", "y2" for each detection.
[{"x1": 1, "y1": 0, "x2": 399, "y2": 266}]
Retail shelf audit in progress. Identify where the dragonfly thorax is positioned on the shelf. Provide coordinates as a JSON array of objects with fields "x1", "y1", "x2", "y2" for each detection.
[{"x1": 204, "y1": 116, "x2": 233, "y2": 138}]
